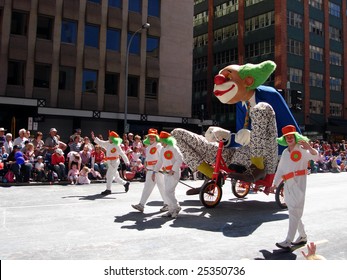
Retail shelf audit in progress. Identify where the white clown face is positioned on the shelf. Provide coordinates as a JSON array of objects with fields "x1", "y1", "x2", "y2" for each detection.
[{"x1": 213, "y1": 64, "x2": 249, "y2": 104}]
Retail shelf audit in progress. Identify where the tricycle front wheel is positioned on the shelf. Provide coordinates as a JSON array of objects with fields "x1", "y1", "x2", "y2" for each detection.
[
  {"x1": 199, "y1": 180, "x2": 222, "y2": 208},
  {"x1": 275, "y1": 182, "x2": 287, "y2": 209},
  {"x1": 231, "y1": 180, "x2": 251, "y2": 198}
]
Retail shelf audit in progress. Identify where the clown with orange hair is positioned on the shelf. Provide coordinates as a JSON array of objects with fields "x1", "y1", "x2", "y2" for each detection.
[{"x1": 91, "y1": 130, "x2": 130, "y2": 195}]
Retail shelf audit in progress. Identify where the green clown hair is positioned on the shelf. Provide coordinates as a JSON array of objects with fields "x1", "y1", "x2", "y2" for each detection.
[
  {"x1": 238, "y1": 60, "x2": 277, "y2": 90},
  {"x1": 110, "y1": 136, "x2": 123, "y2": 146},
  {"x1": 160, "y1": 136, "x2": 176, "y2": 146},
  {"x1": 277, "y1": 133, "x2": 310, "y2": 147},
  {"x1": 143, "y1": 135, "x2": 159, "y2": 146}
]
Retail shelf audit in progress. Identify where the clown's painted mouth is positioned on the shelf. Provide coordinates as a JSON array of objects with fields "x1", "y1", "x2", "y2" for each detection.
[{"x1": 214, "y1": 84, "x2": 235, "y2": 96}]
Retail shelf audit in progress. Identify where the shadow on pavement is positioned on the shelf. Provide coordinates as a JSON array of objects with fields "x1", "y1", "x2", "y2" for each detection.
[
  {"x1": 61, "y1": 191, "x2": 125, "y2": 200},
  {"x1": 255, "y1": 249, "x2": 298, "y2": 260},
  {"x1": 113, "y1": 199, "x2": 288, "y2": 237}
]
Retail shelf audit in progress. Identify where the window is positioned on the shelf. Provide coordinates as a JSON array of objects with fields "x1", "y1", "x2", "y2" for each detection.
[
  {"x1": 109, "y1": 0, "x2": 121, "y2": 8},
  {"x1": 127, "y1": 33, "x2": 141, "y2": 54},
  {"x1": 34, "y1": 64, "x2": 51, "y2": 88},
  {"x1": 309, "y1": 45, "x2": 323, "y2": 61},
  {"x1": 328, "y1": 2, "x2": 340, "y2": 17},
  {"x1": 7, "y1": 61, "x2": 25, "y2": 86},
  {"x1": 329, "y1": 26, "x2": 341, "y2": 42},
  {"x1": 82, "y1": 70, "x2": 97, "y2": 93},
  {"x1": 127, "y1": 76, "x2": 139, "y2": 97},
  {"x1": 288, "y1": 67, "x2": 303, "y2": 84},
  {"x1": 214, "y1": 0, "x2": 239, "y2": 18},
  {"x1": 329, "y1": 51, "x2": 342, "y2": 66},
  {"x1": 37, "y1": 16, "x2": 53, "y2": 40},
  {"x1": 106, "y1": 28, "x2": 121, "y2": 51},
  {"x1": 61, "y1": 20, "x2": 77, "y2": 44},
  {"x1": 329, "y1": 77, "x2": 342, "y2": 91},
  {"x1": 85, "y1": 24, "x2": 99, "y2": 48},
  {"x1": 88, "y1": 0, "x2": 100, "y2": 3},
  {"x1": 146, "y1": 36, "x2": 159, "y2": 58},
  {"x1": 59, "y1": 66, "x2": 75, "y2": 90},
  {"x1": 193, "y1": 11, "x2": 208, "y2": 26},
  {"x1": 309, "y1": 19, "x2": 323, "y2": 36},
  {"x1": 129, "y1": 0, "x2": 141, "y2": 13},
  {"x1": 105, "y1": 73, "x2": 119, "y2": 95},
  {"x1": 287, "y1": 39, "x2": 304, "y2": 56},
  {"x1": 330, "y1": 103, "x2": 342, "y2": 117},
  {"x1": 245, "y1": 11, "x2": 274, "y2": 33},
  {"x1": 309, "y1": 0, "x2": 322, "y2": 10},
  {"x1": 287, "y1": 11, "x2": 303, "y2": 28},
  {"x1": 309, "y1": 100, "x2": 324, "y2": 114},
  {"x1": 148, "y1": 0, "x2": 160, "y2": 17},
  {"x1": 11, "y1": 11, "x2": 28, "y2": 35},
  {"x1": 145, "y1": 78, "x2": 158, "y2": 99},
  {"x1": 309, "y1": 72, "x2": 323, "y2": 88}
]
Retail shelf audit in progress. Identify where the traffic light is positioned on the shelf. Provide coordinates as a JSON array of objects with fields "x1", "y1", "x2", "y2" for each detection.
[{"x1": 291, "y1": 90, "x2": 302, "y2": 111}]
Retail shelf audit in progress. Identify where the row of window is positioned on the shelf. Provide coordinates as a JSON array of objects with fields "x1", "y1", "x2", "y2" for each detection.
[
  {"x1": 87, "y1": 0, "x2": 160, "y2": 17},
  {"x1": 7, "y1": 61, "x2": 158, "y2": 99},
  {"x1": 11, "y1": 12, "x2": 159, "y2": 56},
  {"x1": 309, "y1": 100, "x2": 342, "y2": 117},
  {"x1": 288, "y1": 67, "x2": 342, "y2": 91},
  {"x1": 214, "y1": 0, "x2": 239, "y2": 18},
  {"x1": 287, "y1": 38, "x2": 343, "y2": 66},
  {"x1": 245, "y1": 11, "x2": 275, "y2": 33}
]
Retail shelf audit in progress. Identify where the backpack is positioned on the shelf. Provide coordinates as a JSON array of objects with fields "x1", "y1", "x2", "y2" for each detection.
[{"x1": 3, "y1": 170, "x2": 15, "y2": 183}]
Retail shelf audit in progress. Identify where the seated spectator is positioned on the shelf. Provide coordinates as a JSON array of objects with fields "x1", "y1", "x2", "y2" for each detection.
[
  {"x1": 44, "y1": 128, "x2": 59, "y2": 155},
  {"x1": 34, "y1": 156, "x2": 46, "y2": 182},
  {"x1": 3, "y1": 133, "x2": 13, "y2": 154},
  {"x1": 79, "y1": 146, "x2": 91, "y2": 168},
  {"x1": 77, "y1": 166, "x2": 91, "y2": 185},
  {"x1": 81, "y1": 136, "x2": 94, "y2": 152},
  {"x1": 69, "y1": 134, "x2": 82, "y2": 152},
  {"x1": 67, "y1": 162, "x2": 79, "y2": 185},
  {"x1": 51, "y1": 148, "x2": 66, "y2": 181},
  {"x1": 91, "y1": 144, "x2": 106, "y2": 177},
  {"x1": 32, "y1": 131, "x2": 45, "y2": 157},
  {"x1": 6, "y1": 146, "x2": 32, "y2": 183},
  {"x1": 13, "y1": 128, "x2": 28, "y2": 150}
]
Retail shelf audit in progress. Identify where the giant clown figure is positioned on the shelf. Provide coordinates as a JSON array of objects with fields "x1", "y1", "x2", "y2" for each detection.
[{"x1": 172, "y1": 60, "x2": 300, "y2": 187}]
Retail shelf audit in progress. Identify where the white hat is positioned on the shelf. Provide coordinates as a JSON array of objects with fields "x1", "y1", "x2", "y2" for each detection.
[
  {"x1": 55, "y1": 148, "x2": 64, "y2": 155},
  {"x1": 6, "y1": 133, "x2": 12, "y2": 137},
  {"x1": 0, "y1": 127, "x2": 6, "y2": 132},
  {"x1": 50, "y1": 128, "x2": 57, "y2": 133}
]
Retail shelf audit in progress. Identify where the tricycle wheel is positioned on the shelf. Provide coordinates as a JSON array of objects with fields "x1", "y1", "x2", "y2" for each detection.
[
  {"x1": 199, "y1": 180, "x2": 222, "y2": 208},
  {"x1": 275, "y1": 182, "x2": 287, "y2": 209},
  {"x1": 231, "y1": 180, "x2": 251, "y2": 198}
]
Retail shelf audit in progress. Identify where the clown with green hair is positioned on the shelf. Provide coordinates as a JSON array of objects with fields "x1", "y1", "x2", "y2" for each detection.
[
  {"x1": 91, "y1": 130, "x2": 130, "y2": 196},
  {"x1": 172, "y1": 60, "x2": 300, "y2": 192},
  {"x1": 270, "y1": 125, "x2": 319, "y2": 250},
  {"x1": 152, "y1": 131, "x2": 183, "y2": 218},
  {"x1": 132, "y1": 128, "x2": 169, "y2": 213}
]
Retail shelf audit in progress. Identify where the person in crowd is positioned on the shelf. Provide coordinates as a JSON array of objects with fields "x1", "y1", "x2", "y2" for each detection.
[
  {"x1": 91, "y1": 130, "x2": 130, "y2": 195},
  {"x1": 67, "y1": 151, "x2": 82, "y2": 171},
  {"x1": 44, "y1": 128, "x2": 59, "y2": 155},
  {"x1": 56, "y1": 134, "x2": 67, "y2": 152},
  {"x1": 127, "y1": 133, "x2": 134, "y2": 147},
  {"x1": 152, "y1": 131, "x2": 183, "y2": 218},
  {"x1": 67, "y1": 162, "x2": 79, "y2": 185},
  {"x1": 6, "y1": 146, "x2": 33, "y2": 183},
  {"x1": 51, "y1": 148, "x2": 66, "y2": 181},
  {"x1": 69, "y1": 134, "x2": 82, "y2": 152},
  {"x1": 0, "y1": 127, "x2": 6, "y2": 148},
  {"x1": 32, "y1": 131, "x2": 45, "y2": 157},
  {"x1": 3, "y1": 133, "x2": 13, "y2": 154},
  {"x1": 132, "y1": 128, "x2": 168, "y2": 213},
  {"x1": 81, "y1": 136, "x2": 94, "y2": 152},
  {"x1": 77, "y1": 166, "x2": 91, "y2": 185},
  {"x1": 34, "y1": 155, "x2": 46, "y2": 182},
  {"x1": 91, "y1": 144, "x2": 106, "y2": 178},
  {"x1": 79, "y1": 145, "x2": 91, "y2": 168},
  {"x1": 13, "y1": 128, "x2": 28, "y2": 150},
  {"x1": 270, "y1": 125, "x2": 319, "y2": 250}
]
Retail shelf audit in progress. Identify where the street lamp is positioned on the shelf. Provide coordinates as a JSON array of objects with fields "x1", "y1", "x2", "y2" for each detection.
[{"x1": 124, "y1": 22, "x2": 150, "y2": 134}]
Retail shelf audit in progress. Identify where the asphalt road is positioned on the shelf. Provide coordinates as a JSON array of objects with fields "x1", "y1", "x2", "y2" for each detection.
[{"x1": 0, "y1": 172, "x2": 346, "y2": 260}]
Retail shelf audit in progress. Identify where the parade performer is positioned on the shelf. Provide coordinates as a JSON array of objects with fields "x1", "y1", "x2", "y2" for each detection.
[
  {"x1": 132, "y1": 128, "x2": 169, "y2": 213},
  {"x1": 152, "y1": 131, "x2": 183, "y2": 218},
  {"x1": 172, "y1": 60, "x2": 300, "y2": 187},
  {"x1": 91, "y1": 131, "x2": 130, "y2": 195},
  {"x1": 272, "y1": 125, "x2": 318, "y2": 250}
]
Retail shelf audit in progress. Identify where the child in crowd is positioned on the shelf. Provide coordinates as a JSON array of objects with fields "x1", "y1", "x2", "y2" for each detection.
[
  {"x1": 67, "y1": 162, "x2": 79, "y2": 184},
  {"x1": 34, "y1": 156, "x2": 46, "y2": 182},
  {"x1": 77, "y1": 166, "x2": 91, "y2": 185},
  {"x1": 152, "y1": 131, "x2": 183, "y2": 218}
]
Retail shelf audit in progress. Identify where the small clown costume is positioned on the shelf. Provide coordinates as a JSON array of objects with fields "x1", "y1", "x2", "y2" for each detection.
[
  {"x1": 273, "y1": 125, "x2": 319, "y2": 249},
  {"x1": 93, "y1": 131, "x2": 130, "y2": 193},
  {"x1": 153, "y1": 131, "x2": 183, "y2": 218},
  {"x1": 132, "y1": 128, "x2": 168, "y2": 212}
]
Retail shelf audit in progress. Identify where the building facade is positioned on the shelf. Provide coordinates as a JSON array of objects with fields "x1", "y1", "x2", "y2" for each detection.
[
  {"x1": 0, "y1": 0, "x2": 197, "y2": 141},
  {"x1": 193, "y1": 0, "x2": 347, "y2": 140}
]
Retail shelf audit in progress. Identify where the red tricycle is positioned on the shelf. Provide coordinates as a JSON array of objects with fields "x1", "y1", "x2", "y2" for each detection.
[{"x1": 195, "y1": 139, "x2": 286, "y2": 209}]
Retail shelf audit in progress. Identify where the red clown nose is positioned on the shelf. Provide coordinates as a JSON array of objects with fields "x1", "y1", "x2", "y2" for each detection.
[{"x1": 214, "y1": 74, "x2": 227, "y2": 85}]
